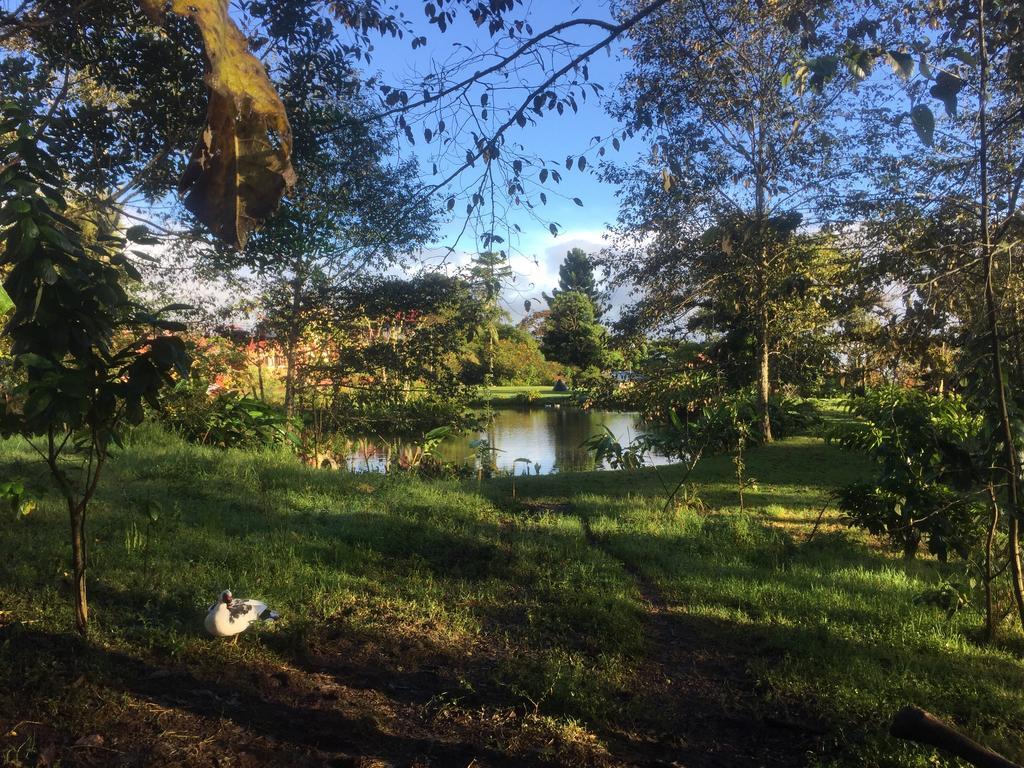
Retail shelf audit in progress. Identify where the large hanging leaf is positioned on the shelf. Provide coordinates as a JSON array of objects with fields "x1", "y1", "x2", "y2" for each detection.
[
  {"x1": 885, "y1": 50, "x2": 915, "y2": 80},
  {"x1": 140, "y1": 0, "x2": 296, "y2": 248},
  {"x1": 929, "y1": 70, "x2": 963, "y2": 117},
  {"x1": 910, "y1": 104, "x2": 935, "y2": 147}
]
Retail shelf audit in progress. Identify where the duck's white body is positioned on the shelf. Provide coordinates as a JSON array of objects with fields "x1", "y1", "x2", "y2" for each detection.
[{"x1": 205, "y1": 591, "x2": 279, "y2": 637}]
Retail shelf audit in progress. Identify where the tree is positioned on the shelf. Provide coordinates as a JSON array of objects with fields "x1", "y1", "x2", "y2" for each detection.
[
  {"x1": 466, "y1": 251, "x2": 514, "y2": 387},
  {"x1": 1, "y1": 0, "x2": 298, "y2": 248},
  {"x1": 0, "y1": 103, "x2": 189, "y2": 634},
  {"x1": 541, "y1": 291, "x2": 607, "y2": 371},
  {"x1": 544, "y1": 248, "x2": 606, "y2": 318},
  {"x1": 198, "y1": 20, "x2": 436, "y2": 417},
  {"x1": 833, "y1": 0, "x2": 1024, "y2": 630},
  {"x1": 462, "y1": 324, "x2": 558, "y2": 386},
  {"x1": 1, "y1": 0, "x2": 678, "y2": 256},
  {"x1": 605, "y1": 0, "x2": 863, "y2": 440},
  {"x1": 300, "y1": 272, "x2": 485, "y2": 436}
]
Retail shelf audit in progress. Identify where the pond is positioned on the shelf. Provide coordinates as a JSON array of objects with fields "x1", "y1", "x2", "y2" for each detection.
[{"x1": 343, "y1": 406, "x2": 676, "y2": 474}]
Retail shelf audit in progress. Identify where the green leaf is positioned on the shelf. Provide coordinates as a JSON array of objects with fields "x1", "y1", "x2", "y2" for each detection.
[
  {"x1": 947, "y1": 47, "x2": 977, "y2": 67},
  {"x1": 808, "y1": 55, "x2": 839, "y2": 90},
  {"x1": 17, "y1": 352, "x2": 55, "y2": 370},
  {"x1": 0, "y1": 285, "x2": 12, "y2": 317},
  {"x1": 885, "y1": 51, "x2": 915, "y2": 80},
  {"x1": 910, "y1": 104, "x2": 935, "y2": 146}
]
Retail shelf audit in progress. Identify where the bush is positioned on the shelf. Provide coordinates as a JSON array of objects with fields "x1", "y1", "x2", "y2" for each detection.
[
  {"x1": 160, "y1": 382, "x2": 297, "y2": 450},
  {"x1": 830, "y1": 388, "x2": 985, "y2": 560},
  {"x1": 325, "y1": 389, "x2": 479, "y2": 437}
]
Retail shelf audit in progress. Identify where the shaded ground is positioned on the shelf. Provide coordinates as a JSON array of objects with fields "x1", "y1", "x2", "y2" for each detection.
[
  {"x1": 0, "y1": 498, "x2": 815, "y2": 768},
  {"x1": 0, "y1": 623, "x2": 584, "y2": 767}
]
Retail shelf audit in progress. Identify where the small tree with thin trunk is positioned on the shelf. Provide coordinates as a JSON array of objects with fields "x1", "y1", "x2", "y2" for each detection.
[{"x1": 0, "y1": 103, "x2": 189, "y2": 635}]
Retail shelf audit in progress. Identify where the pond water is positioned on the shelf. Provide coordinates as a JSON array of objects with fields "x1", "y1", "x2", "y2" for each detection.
[{"x1": 344, "y1": 406, "x2": 676, "y2": 474}]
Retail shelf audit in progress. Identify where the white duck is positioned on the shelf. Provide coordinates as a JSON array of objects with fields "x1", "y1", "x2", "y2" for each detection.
[{"x1": 205, "y1": 589, "x2": 279, "y2": 640}]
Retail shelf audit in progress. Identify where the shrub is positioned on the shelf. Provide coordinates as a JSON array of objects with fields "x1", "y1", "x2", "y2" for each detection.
[
  {"x1": 160, "y1": 382, "x2": 297, "y2": 450},
  {"x1": 830, "y1": 388, "x2": 985, "y2": 560}
]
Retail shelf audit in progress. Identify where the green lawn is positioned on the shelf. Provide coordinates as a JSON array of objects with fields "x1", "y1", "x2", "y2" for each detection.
[
  {"x1": 1, "y1": 425, "x2": 1021, "y2": 766},
  {"x1": 474, "y1": 384, "x2": 574, "y2": 404}
]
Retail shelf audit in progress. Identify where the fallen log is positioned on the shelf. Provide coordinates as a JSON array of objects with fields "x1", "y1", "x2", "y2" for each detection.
[{"x1": 890, "y1": 706, "x2": 1021, "y2": 768}]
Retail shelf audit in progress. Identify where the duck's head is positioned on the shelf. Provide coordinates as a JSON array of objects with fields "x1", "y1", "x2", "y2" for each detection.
[{"x1": 220, "y1": 589, "x2": 233, "y2": 604}]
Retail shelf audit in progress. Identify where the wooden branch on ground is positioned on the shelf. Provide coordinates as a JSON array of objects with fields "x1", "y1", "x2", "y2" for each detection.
[{"x1": 890, "y1": 706, "x2": 1022, "y2": 768}]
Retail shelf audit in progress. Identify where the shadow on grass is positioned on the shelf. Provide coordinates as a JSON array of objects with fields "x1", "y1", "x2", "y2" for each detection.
[
  {"x1": 0, "y1": 624, "x2": 562, "y2": 768},
  {"x1": 589, "y1": 524, "x2": 1024, "y2": 764}
]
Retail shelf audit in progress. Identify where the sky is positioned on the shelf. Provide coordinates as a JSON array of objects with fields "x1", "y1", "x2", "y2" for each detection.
[{"x1": 360, "y1": 0, "x2": 644, "y2": 315}]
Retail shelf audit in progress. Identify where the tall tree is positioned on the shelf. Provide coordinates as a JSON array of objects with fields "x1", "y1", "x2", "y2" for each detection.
[
  {"x1": 541, "y1": 291, "x2": 607, "y2": 371},
  {"x1": 467, "y1": 251, "x2": 513, "y2": 387},
  {"x1": 198, "y1": 22, "x2": 436, "y2": 416},
  {"x1": 803, "y1": 0, "x2": 1024, "y2": 632},
  {"x1": 544, "y1": 247, "x2": 606, "y2": 317},
  {"x1": 605, "y1": 0, "x2": 862, "y2": 440}
]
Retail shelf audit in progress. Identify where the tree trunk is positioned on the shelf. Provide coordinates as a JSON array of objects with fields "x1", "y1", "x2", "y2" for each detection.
[
  {"x1": 985, "y1": 483, "x2": 1000, "y2": 642},
  {"x1": 902, "y1": 534, "x2": 919, "y2": 561},
  {"x1": 283, "y1": 274, "x2": 304, "y2": 419},
  {"x1": 1010, "y1": 517, "x2": 1024, "y2": 624},
  {"x1": 978, "y1": 0, "x2": 1024, "y2": 630},
  {"x1": 890, "y1": 706, "x2": 1022, "y2": 768},
  {"x1": 283, "y1": 345, "x2": 298, "y2": 418},
  {"x1": 758, "y1": 317, "x2": 773, "y2": 443},
  {"x1": 70, "y1": 503, "x2": 88, "y2": 635}
]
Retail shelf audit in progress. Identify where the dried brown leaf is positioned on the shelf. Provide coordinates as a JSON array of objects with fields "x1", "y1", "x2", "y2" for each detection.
[{"x1": 140, "y1": 0, "x2": 296, "y2": 248}]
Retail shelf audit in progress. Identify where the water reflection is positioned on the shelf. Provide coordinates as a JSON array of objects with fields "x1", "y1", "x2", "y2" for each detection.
[{"x1": 344, "y1": 406, "x2": 675, "y2": 474}]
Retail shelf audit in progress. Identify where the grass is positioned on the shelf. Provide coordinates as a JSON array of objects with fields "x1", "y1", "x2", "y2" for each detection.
[
  {"x1": 504, "y1": 439, "x2": 1024, "y2": 765},
  {"x1": 1, "y1": 424, "x2": 1022, "y2": 766},
  {"x1": 473, "y1": 384, "x2": 573, "y2": 405}
]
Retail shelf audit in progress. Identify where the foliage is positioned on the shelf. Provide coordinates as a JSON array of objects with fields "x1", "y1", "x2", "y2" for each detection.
[
  {"x1": 0, "y1": 101, "x2": 189, "y2": 633},
  {"x1": 469, "y1": 436, "x2": 501, "y2": 481},
  {"x1": 0, "y1": 479, "x2": 35, "y2": 520},
  {"x1": 605, "y1": 0, "x2": 872, "y2": 440},
  {"x1": 618, "y1": 346, "x2": 820, "y2": 450},
  {"x1": 540, "y1": 291, "x2": 607, "y2": 371},
  {"x1": 294, "y1": 273, "x2": 482, "y2": 437},
  {"x1": 544, "y1": 248, "x2": 607, "y2": 318},
  {"x1": 161, "y1": 382, "x2": 297, "y2": 451},
  {"x1": 581, "y1": 426, "x2": 647, "y2": 471},
  {"x1": 831, "y1": 388, "x2": 985, "y2": 560},
  {"x1": 197, "y1": 25, "x2": 436, "y2": 416},
  {"x1": 465, "y1": 325, "x2": 559, "y2": 386},
  {"x1": 140, "y1": 0, "x2": 295, "y2": 248}
]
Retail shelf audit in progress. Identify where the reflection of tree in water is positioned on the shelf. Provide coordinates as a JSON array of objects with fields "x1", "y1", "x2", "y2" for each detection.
[
  {"x1": 416, "y1": 408, "x2": 656, "y2": 474},
  {"x1": 550, "y1": 407, "x2": 599, "y2": 473}
]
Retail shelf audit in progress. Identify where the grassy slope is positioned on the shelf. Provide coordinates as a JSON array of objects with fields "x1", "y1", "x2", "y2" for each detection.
[
  {"x1": 0, "y1": 425, "x2": 643, "y2": 766},
  {"x1": 1, "y1": 425, "x2": 1022, "y2": 766},
  {"x1": 505, "y1": 437, "x2": 1024, "y2": 766}
]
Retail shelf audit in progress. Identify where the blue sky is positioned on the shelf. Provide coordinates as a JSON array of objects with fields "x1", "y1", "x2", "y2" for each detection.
[{"x1": 361, "y1": 1, "x2": 644, "y2": 308}]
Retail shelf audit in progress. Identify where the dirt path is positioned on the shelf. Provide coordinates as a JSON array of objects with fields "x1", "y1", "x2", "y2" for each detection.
[{"x1": 564, "y1": 502, "x2": 822, "y2": 768}]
